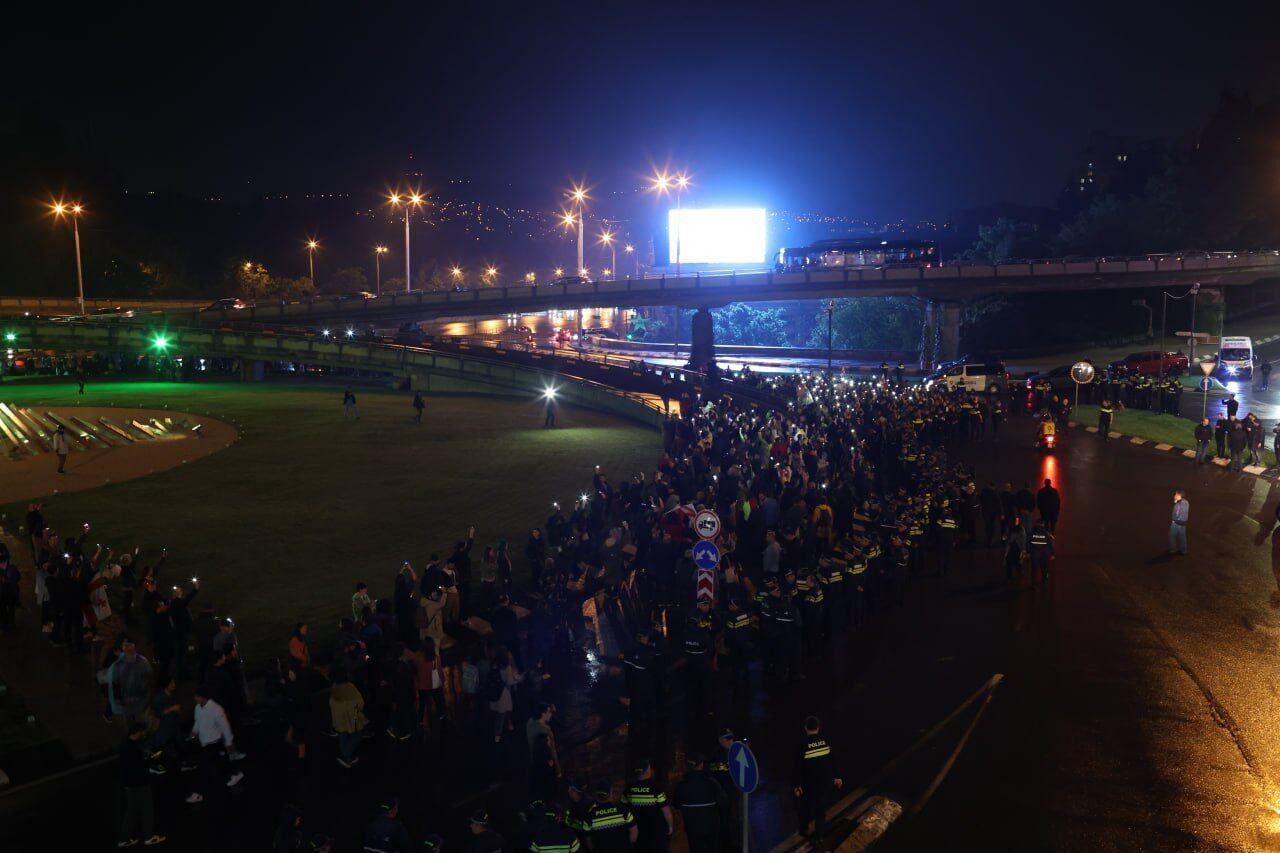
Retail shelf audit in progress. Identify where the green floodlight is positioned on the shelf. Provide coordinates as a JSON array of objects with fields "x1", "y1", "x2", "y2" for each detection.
[
  {"x1": 152, "y1": 334, "x2": 170, "y2": 351},
  {"x1": 3, "y1": 331, "x2": 15, "y2": 344}
]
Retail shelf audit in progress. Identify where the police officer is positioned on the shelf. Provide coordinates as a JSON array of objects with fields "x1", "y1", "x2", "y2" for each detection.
[
  {"x1": 622, "y1": 760, "x2": 673, "y2": 853},
  {"x1": 768, "y1": 573, "x2": 802, "y2": 682},
  {"x1": 684, "y1": 598, "x2": 720, "y2": 720},
  {"x1": 792, "y1": 716, "x2": 842, "y2": 839},
  {"x1": 1098, "y1": 399, "x2": 1114, "y2": 439},
  {"x1": 721, "y1": 594, "x2": 752, "y2": 704},
  {"x1": 675, "y1": 754, "x2": 728, "y2": 853},
  {"x1": 935, "y1": 501, "x2": 957, "y2": 578},
  {"x1": 583, "y1": 783, "x2": 638, "y2": 853},
  {"x1": 363, "y1": 796, "x2": 412, "y2": 853},
  {"x1": 566, "y1": 777, "x2": 593, "y2": 840},
  {"x1": 467, "y1": 810, "x2": 507, "y2": 853},
  {"x1": 530, "y1": 804, "x2": 583, "y2": 853},
  {"x1": 1027, "y1": 520, "x2": 1055, "y2": 586},
  {"x1": 623, "y1": 630, "x2": 657, "y2": 723},
  {"x1": 798, "y1": 571, "x2": 825, "y2": 657}
]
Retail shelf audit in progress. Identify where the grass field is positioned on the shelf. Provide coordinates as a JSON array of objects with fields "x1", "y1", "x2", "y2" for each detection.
[
  {"x1": 1073, "y1": 404, "x2": 1277, "y2": 468},
  {"x1": 0, "y1": 380, "x2": 660, "y2": 658}
]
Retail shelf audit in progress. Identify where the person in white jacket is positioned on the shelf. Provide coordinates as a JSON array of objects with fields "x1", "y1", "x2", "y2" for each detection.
[
  {"x1": 52, "y1": 425, "x2": 70, "y2": 474},
  {"x1": 185, "y1": 687, "x2": 244, "y2": 803}
]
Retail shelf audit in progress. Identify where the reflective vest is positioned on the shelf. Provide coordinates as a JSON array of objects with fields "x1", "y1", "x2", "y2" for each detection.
[
  {"x1": 622, "y1": 784, "x2": 668, "y2": 808},
  {"x1": 803, "y1": 737, "x2": 831, "y2": 760},
  {"x1": 938, "y1": 517, "x2": 958, "y2": 530}
]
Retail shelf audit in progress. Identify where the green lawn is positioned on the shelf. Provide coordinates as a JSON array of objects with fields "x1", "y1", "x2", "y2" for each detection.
[
  {"x1": 1074, "y1": 404, "x2": 1277, "y2": 468},
  {"x1": 0, "y1": 380, "x2": 660, "y2": 658}
]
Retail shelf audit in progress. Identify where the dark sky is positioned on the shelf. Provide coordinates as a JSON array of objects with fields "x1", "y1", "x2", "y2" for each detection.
[{"x1": 14, "y1": 0, "x2": 1279, "y2": 220}]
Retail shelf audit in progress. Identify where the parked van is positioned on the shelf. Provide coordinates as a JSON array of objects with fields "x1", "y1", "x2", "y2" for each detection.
[
  {"x1": 924, "y1": 360, "x2": 1008, "y2": 393},
  {"x1": 1217, "y1": 336, "x2": 1255, "y2": 379}
]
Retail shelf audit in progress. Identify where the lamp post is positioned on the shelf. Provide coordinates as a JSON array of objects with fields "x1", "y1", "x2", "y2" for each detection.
[
  {"x1": 650, "y1": 171, "x2": 692, "y2": 357},
  {"x1": 306, "y1": 239, "x2": 319, "y2": 286},
  {"x1": 451, "y1": 266, "x2": 463, "y2": 290},
  {"x1": 50, "y1": 202, "x2": 87, "y2": 314},
  {"x1": 389, "y1": 193, "x2": 425, "y2": 292},
  {"x1": 567, "y1": 185, "x2": 588, "y2": 277},
  {"x1": 1159, "y1": 283, "x2": 1200, "y2": 382},
  {"x1": 625, "y1": 243, "x2": 636, "y2": 278},
  {"x1": 374, "y1": 246, "x2": 388, "y2": 295},
  {"x1": 599, "y1": 229, "x2": 616, "y2": 281}
]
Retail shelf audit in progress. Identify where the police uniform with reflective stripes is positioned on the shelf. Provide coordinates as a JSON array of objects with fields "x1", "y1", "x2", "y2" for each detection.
[
  {"x1": 622, "y1": 783, "x2": 669, "y2": 853},
  {"x1": 529, "y1": 822, "x2": 581, "y2": 853},
  {"x1": 583, "y1": 803, "x2": 635, "y2": 853},
  {"x1": 793, "y1": 735, "x2": 838, "y2": 837}
]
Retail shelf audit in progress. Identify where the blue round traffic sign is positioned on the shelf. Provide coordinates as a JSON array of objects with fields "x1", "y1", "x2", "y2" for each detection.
[
  {"x1": 727, "y1": 741, "x2": 759, "y2": 794},
  {"x1": 1199, "y1": 377, "x2": 1213, "y2": 391},
  {"x1": 692, "y1": 539, "x2": 720, "y2": 571}
]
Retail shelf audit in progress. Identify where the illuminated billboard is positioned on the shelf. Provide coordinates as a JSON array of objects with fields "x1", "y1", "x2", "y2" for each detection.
[{"x1": 668, "y1": 207, "x2": 766, "y2": 265}]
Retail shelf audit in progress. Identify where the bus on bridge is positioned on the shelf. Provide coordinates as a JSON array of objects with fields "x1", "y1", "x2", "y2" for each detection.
[{"x1": 775, "y1": 237, "x2": 939, "y2": 272}]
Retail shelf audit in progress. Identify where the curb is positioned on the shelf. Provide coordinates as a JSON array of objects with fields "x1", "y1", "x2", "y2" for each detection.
[{"x1": 1066, "y1": 420, "x2": 1277, "y2": 481}]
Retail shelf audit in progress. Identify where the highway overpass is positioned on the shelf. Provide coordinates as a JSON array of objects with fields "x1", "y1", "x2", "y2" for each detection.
[{"x1": 9, "y1": 251, "x2": 1280, "y2": 366}]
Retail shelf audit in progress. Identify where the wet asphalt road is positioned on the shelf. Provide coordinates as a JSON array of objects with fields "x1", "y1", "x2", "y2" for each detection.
[{"x1": 9, "y1": 417, "x2": 1280, "y2": 850}]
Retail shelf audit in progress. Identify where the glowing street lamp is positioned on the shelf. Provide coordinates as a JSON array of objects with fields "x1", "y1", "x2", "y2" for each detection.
[
  {"x1": 50, "y1": 201, "x2": 87, "y2": 314},
  {"x1": 525, "y1": 272, "x2": 536, "y2": 284},
  {"x1": 649, "y1": 170, "x2": 692, "y2": 278},
  {"x1": 388, "y1": 192, "x2": 425, "y2": 293},
  {"x1": 553, "y1": 267, "x2": 564, "y2": 278},
  {"x1": 565, "y1": 183, "x2": 589, "y2": 276},
  {"x1": 484, "y1": 266, "x2": 498, "y2": 284},
  {"x1": 374, "y1": 246, "x2": 389, "y2": 295},
  {"x1": 624, "y1": 243, "x2": 637, "y2": 279},
  {"x1": 599, "y1": 229, "x2": 616, "y2": 281},
  {"x1": 305, "y1": 239, "x2": 319, "y2": 285}
]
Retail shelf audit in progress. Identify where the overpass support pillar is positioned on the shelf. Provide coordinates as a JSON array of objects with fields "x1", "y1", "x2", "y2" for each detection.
[
  {"x1": 239, "y1": 359, "x2": 265, "y2": 382},
  {"x1": 920, "y1": 300, "x2": 961, "y2": 370},
  {"x1": 687, "y1": 307, "x2": 717, "y2": 371}
]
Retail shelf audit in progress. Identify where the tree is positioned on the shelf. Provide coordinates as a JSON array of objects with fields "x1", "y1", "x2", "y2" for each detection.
[
  {"x1": 228, "y1": 260, "x2": 273, "y2": 301},
  {"x1": 382, "y1": 277, "x2": 406, "y2": 293},
  {"x1": 413, "y1": 260, "x2": 451, "y2": 292},
  {"x1": 322, "y1": 266, "x2": 368, "y2": 295},
  {"x1": 711, "y1": 303, "x2": 789, "y2": 346},
  {"x1": 1050, "y1": 182, "x2": 1178, "y2": 257},
  {"x1": 962, "y1": 218, "x2": 1045, "y2": 262},
  {"x1": 811, "y1": 298, "x2": 923, "y2": 351},
  {"x1": 274, "y1": 276, "x2": 317, "y2": 301}
]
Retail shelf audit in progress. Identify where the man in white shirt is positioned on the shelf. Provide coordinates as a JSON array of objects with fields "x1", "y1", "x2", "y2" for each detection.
[
  {"x1": 185, "y1": 687, "x2": 244, "y2": 804},
  {"x1": 52, "y1": 425, "x2": 70, "y2": 474}
]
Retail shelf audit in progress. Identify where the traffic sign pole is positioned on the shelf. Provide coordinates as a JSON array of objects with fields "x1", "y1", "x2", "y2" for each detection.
[{"x1": 742, "y1": 791, "x2": 749, "y2": 853}]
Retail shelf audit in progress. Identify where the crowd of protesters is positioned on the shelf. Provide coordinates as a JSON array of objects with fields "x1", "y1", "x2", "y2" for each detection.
[{"x1": 1, "y1": 370, "x2": 1074, "y2": 851}]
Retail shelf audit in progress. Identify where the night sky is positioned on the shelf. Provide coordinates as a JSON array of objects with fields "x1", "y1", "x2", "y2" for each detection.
[{"x1": 13, "y1": 0, "x2": 1280, "y2": 219}]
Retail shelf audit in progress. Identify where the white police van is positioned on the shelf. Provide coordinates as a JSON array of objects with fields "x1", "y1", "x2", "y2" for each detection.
[{"x1": 1217, "y1": 336, "x2": 1255, "y2": 379}]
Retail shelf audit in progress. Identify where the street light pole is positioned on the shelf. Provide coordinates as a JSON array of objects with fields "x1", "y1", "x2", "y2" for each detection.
[
  {"x1": 51, "y1": 202, "x2": 87, "y2": 314},
  {"x1": 374, "y1": 246, "x2": 388, "y2": 295},
  {"x1": 306, "y1": 239, "x2": 318, "y2": 286},
  {"x1": 72, "y1": 212, "x2": 85, "y2": 315},
  {"x1": 390, "y1": 193, "x2": 424, "y2": 293}
]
